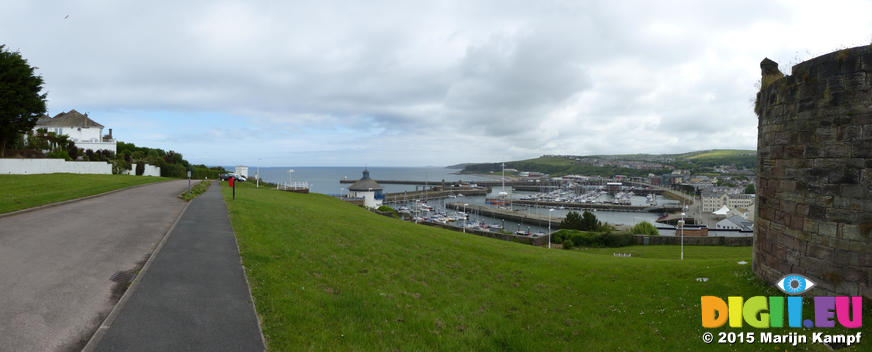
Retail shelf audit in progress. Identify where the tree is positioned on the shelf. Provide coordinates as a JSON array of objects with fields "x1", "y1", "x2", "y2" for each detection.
[
  {"x1": 0, "y1": 45, "x2": 47, "y2": 157},
  {"x1": 580, "y1": 211, "x2": 599, "y2": 231},
  {"x1": 559, "y1": 211, "x2": 583, "y2": 230},
  {"x1": 744, "y1": 184, "x2": 756, "y2": 194},
  {"x1": 631, "y1": 221, "x2": 659, "y2": 236}
]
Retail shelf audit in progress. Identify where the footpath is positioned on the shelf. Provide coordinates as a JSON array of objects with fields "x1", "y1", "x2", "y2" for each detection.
[{"x1": 92, "y1": 183, "x2": 265, "y2": 351}]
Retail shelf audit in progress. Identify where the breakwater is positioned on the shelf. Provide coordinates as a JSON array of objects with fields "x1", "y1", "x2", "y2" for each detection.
[
  {"x1": 340, "y1": 179, "x2": 562, "y2": 187},
  {"x1": 507, "y1": 199, "x2": 681, "y2": 213},
  {"x1": 445, "y1": 203, "x2": 564, "y2": 228},
  {"x1": 383, "y1": 188, "x2": 487, "y2": 203}
]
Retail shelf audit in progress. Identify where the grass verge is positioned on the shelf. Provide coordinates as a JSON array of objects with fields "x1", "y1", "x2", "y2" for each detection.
[
  {"x1": 0, "y1": 173, "x2": 168, "y2": 214},
  {"x1": 222, "y1": 182, "x2": 862, "y2": 351},
  {"x1": 178, "y1": 180, "x2": 211, "y2": 201}
]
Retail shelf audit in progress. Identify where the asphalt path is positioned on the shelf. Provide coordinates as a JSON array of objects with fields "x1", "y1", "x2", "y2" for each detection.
[
  {"x1": 94, "y1": 183, "x2": 265, "y2": 351},
  {"x1": 0, "y1": 180, "x2": 189, "y2": 352}
]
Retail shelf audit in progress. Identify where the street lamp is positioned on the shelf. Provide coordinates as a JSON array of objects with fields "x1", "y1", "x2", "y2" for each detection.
[
  {"x1": 415, "y1": 199, "x2": 420, "y2": 224},
  {"x1": 256, "y1": 158, "x2": 261, "y2": 188},
  {"x1": 548, "y1": 208, "x2": 555, "y2": 249},
  {"x1": 463, "y1": 203, "x2": 469, "y2": 233},
  {"x1": 288, "y1": 169, "x2": 295, "y2": 189},
  {"x1": 678, "y1": 217, "x2": 686, "y2": 260}
]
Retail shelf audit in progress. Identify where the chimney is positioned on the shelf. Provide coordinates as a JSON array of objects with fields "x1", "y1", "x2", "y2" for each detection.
[{"x1": 109, "y1": 128, "x2": 112, "y2": 139}]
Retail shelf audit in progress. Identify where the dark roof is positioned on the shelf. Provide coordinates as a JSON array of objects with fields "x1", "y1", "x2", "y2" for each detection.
[
  {"x1": 36, "y1": 110, "x2": 104, "y2": 128},
  {"x1": 349, "y1": 169, "x2": 383, "y2": 191}
]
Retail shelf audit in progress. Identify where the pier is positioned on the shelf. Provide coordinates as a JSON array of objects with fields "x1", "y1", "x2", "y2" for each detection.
[
  {"x1": 445, "y1": 203, "x2": 564, "y2": 229},
  {"x1": 507, "y1": 199, "x2": 681, "y2": 213},
  {"x1": 339, "y1": 179, "x2": 562, "y2": 188},
  {"x1": 383, "y1": 188, "x2": 487, "y2": 203}
]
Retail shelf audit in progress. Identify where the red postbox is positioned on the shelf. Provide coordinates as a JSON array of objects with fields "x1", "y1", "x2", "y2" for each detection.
[{"x1": 228, "y1": 176, "x2": 235, "y2": 187}]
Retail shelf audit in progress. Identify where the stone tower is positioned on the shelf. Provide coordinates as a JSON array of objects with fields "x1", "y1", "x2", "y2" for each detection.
[{"x1": 754, "y1": 45, "x2": 872, "y2": 299}]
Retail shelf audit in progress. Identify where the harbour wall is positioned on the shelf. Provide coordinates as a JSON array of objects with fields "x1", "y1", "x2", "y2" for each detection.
[{"x1": 445, "y1": 202, "x2": 564, "y2": 228}]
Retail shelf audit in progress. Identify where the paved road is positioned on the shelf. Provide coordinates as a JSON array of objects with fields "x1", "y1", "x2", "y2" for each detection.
[
  {"x1": 94, "y1": 183, "x2": 265, "y2": 351},
  {"x1": 0, "y1": 180, "x2": 189, "y2": 352}
]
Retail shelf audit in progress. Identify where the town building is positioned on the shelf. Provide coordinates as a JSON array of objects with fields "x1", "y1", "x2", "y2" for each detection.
[
  {"x1": 715, "y1": 215, "x2": 754, "y2": 231},
  {"x1": 33, "y1": 110, "x2": 116, "y2": 153},
  {"x1": 700, "y1": 191, "x2": 755, "y2": 213},
  {"x1": 348, "y1": 169, "x2": 384, "y2": 208}
]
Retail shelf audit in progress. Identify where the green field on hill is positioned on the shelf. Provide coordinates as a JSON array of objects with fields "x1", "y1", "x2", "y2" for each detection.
[
  {"x1": 0, "y1": 173, "x2": 168, "y2": 214},
  {"x1": 458, "y1": 149, "x2": 757, "y2": 176},
  {"x1": 221, "y1": 183, "x2": 855, "y2": 351}
]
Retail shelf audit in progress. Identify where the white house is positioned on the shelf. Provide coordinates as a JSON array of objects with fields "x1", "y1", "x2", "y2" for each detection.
[
  {"x1": 33, "y1": 110, "x2": 116, "y2": 153},
  {"x1": 348, "y1": 169, "x2": 384, "y2": 208}
]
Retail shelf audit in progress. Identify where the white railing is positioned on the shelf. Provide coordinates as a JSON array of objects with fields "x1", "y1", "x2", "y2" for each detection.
[{"x1": 277, "y1": 182, "x2": 310, "y2": 190}]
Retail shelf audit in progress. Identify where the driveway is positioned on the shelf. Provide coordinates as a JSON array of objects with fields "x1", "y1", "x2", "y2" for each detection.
[{"x1": 0, "y1": 180, "x2": 189, "y2": 352}]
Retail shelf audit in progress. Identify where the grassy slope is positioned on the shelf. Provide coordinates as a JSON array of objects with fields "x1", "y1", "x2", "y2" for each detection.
[
  {"x1": 460, "y1": 149, "x2": 757, "y2": 176},
  {"x1": 679, "y1": 150, "x2": 756, "y2": 160},
  {"x1": 0, "y1": 173, "x2": 168, "y2": 214},
  {"x1": 222, "y1": 183, "x2": 852, "y2": 352}
]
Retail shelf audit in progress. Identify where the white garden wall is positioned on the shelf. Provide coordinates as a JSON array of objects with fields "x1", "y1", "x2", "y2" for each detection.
[
  {"x1": 123, "y1": 163, "x2": 162, "y2": 177},
  {"x1": 0, "y1": 158, "x2": 111, "y2": 174}
]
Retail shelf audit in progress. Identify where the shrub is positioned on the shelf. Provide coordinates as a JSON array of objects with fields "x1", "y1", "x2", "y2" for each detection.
[
  {"x1": 562, "y1": 239, "x2": 573, "y2": 249},
  {"x1": 631, "y1": 221, "x2": 659, "y2": 236},
  {"x1": 377, "y1": 205, "x2": 398, "y2": 218},
  {"x1": 135, "y1": 162, "x2": 145, "y2": 176},
  {"x1": 550, "y1": 229, "x2": 635, "y2": 248},
  {"x1": 46, "y1": 150, "x2": 71, "y2": 160}
]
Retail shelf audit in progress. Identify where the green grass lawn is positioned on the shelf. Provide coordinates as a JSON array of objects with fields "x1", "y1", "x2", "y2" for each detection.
[
  {"x1": 571, "y1": 246, "x2": 751, "y2": 260},
  {"x1": 0, "y1": 173, "x2": 169, "y2": 214},
  {"x1": 222, "y1": 183, "x2": 861, "y2": 351}
]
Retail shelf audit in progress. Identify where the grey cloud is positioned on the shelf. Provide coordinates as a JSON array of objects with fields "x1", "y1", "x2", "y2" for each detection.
[{"x1": 2, "y1": 0, "x2": 870, "y2": 165}]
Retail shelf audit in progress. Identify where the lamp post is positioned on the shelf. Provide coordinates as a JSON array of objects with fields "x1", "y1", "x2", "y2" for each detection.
[
  {"x1": 288, "y1": 169, "x2": 295, "y2": 189},
  {"x1": 463, "y1": 203, "x2": 468, "y2": 233},
  {"x1": 415, "y1": 199, "x2": 420, "y2": 224},
  {"x1": 548, "y1": 208, "x2": 555, "y2": 249},
  {"x1": 678, "y1": 217, "x2": 685, "y2": 260},
  {"x1": 256, "y1": 158, "x2": 261, "y2": 188}
]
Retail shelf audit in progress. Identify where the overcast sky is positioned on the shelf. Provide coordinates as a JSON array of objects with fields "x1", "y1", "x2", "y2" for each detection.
[{"x1": 2, "y1": 1, "x2": 871, "y2": 166}]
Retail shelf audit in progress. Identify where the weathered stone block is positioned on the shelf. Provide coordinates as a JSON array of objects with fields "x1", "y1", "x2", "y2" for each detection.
[
  {"x1": 834, "y1": 248, "x2": 862, "y2": 266},
  {"x1": 806, "y1": 243, "x2": 835, "y2": 261}
]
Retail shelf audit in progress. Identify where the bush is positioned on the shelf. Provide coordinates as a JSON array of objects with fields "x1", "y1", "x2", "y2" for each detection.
[
  {"x1": 631, "y1": 221, "x2": 659, "y2": 236},
  {"x1": 46, "y1": 150, "x2": 71, "y2": 160},
  {"x1": 550, "y1": 229, "x2": 635, "y2": 248},
  {"x1": 377, "y1": 205, "x2": 398, "y2": 218},
  {"x1": 562, "y1": 239, "x2": 573, "y2": 249},
  {"x1": 135, "y1": 162, "x2": 145, "y2": 176}
]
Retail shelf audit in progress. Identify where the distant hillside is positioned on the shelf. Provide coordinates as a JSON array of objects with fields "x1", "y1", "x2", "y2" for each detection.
[{"x1": 458, "y1": 149, "x2": 756, "y2": 177}]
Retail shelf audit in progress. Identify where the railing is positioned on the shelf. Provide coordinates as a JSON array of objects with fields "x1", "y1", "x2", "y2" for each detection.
[{"x1": 277, "y1": 182, "x2": 310, "y2": 191}]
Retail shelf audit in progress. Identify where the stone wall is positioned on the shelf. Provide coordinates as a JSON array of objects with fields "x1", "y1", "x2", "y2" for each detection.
[
  {"x1": 634, "y1": 235, "x2": 752, "y2": 246},
  {"x1": 754, "y1": 45, "x2": 872, "y2": 299}
]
